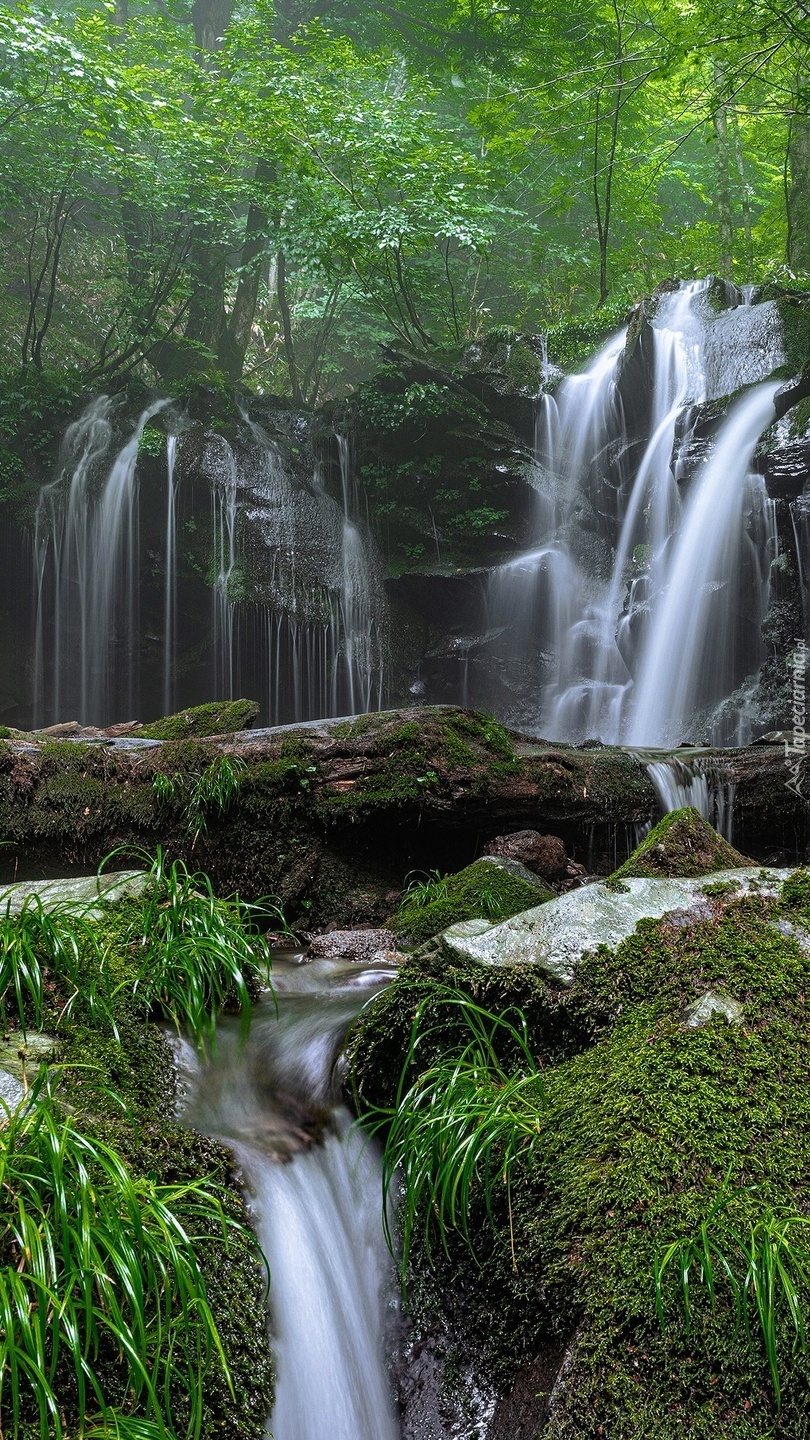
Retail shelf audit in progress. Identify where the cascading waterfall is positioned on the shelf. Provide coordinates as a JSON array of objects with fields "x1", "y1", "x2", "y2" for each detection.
[
  {"x1": 34, "y1": 397, "x2": 168, "y2": 726},
  {"x1": 626, "y1": 381, "x2": 780, "y2": 747},
  {"x1": 486, "y1": 281, "x2": 787, "y2": 748},
  {"x1": 175, "y1": 952, "x2": 400, "y2": 1440}
]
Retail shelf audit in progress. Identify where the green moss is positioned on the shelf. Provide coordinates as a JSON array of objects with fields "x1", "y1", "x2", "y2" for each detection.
[
  {"x1": 776, "y1": 297, "x2": 810, "y2": 376},
  {"x1": 351, "y1": 875, "x2": 810, "y2": 1435},
  {"x1": 611, "y1": 805, "x2": 753, "y2": 879},
  {"x1": 391, "y1": 857, "x2": 552, "y2": 944},
  {"x1": 139, "y1": 699, "x2": 260, "y2": 740}
]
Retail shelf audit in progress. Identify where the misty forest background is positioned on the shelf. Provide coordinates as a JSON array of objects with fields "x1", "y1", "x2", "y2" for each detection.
[{"x1": 0, "y1": 0, "x2": 808, "y2": 410}]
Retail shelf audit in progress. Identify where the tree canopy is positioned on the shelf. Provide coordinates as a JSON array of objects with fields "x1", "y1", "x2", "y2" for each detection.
[{"x1": 0, "y1": 0, "x2": 807, "y2": 398}]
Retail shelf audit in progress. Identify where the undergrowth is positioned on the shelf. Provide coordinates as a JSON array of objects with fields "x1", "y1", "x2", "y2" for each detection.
[{"x1": 0, "y1": 1072, "x2": 264, "y2": 1439}]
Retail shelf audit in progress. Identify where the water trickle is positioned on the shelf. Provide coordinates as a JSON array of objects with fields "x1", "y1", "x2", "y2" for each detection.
[
  {"x1": 209, "y1": 435, "x2": 239, "y2": 701},
  {"x1": 644, "y1": 756, "x2": 736, "y2": 841},
  {"x1": 163, "y1": 434, "x2": 178, "y2": 716},
  {"x1": 177, "y1": 954, "x2": 400, "y2": 1440}
]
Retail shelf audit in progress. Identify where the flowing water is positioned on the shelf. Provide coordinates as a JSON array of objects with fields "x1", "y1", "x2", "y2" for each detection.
[
  {"x1": 34, "y1": 397, "x2": 168, "y2": 725},
  {"x1": 643, "y1": 756, "x2": 736, "y2": 841},
  {"x1": 25, "y1": 279, "x2": 793, "y2": 745},
  {"x1": 32, "y1": 404, "x2": 387, "y2": 727},
  {"x1": 176, "y1": 954, "x2": 400, "y2": 1440},
  {"x1": 486, "y1": 281, "x2": 787, "y2": 747}
]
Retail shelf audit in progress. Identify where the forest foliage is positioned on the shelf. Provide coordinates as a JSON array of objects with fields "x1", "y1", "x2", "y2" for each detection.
[{"x1": 0, "y1": 0, "x2": 808, "y2": 400}]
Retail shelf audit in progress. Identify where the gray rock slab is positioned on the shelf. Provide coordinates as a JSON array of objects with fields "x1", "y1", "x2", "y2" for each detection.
[
  {"x1": 683, "y1": 991, "x2": 744, "y2": 1028},
  {"x1": 0, "y1": 1066, "x2": 25, "y2": 1111},
  {"x1": 0, "y1": 1031, "x2": 58, "y2": 1082},
  {"x1": 442, "y1": 868, "x2": 794, "y2": 984},
  {"x1": 0, "y1": 870, "x2": 147, "y2": 916}
]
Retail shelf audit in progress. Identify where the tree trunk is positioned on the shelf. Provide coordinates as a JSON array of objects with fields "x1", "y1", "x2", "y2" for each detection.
[
  {"x1": 592, "y1": 2, "x2": 624, "y2": 306},
  {"x1": 277, "y1": 249, "x2": 304, "y2": 404},
  {"x1": 712, "y1": 68, "x2": 735, "y2": 278},
  {"x1": 730, "y1": 108, "x2": 754, "y2": 281},
  {"x1": 788, "y1": 110, "x2": 810, "y2": 272},
  {"x1": 224, "y1": 159, "x2": 278, "y2": 380},
  {"x1": 182, "y1": 0, "x2": 233, "y2": 368}
]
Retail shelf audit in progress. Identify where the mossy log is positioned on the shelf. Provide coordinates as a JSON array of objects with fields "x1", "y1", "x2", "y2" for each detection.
[{"x1": 0, "y1": 707, "x2": 804, "y2": 925}]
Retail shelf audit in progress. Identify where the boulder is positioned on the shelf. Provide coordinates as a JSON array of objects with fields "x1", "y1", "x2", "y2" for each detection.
[
  {"x1": 440, "y1": 868, "x2": 790, "y2": 984},
  {"x1": 391, "y1": 856, "x2": 554, "y2": 946},
  {"x1": 307, "y1": 928, "x2": 401, "y2": 964},
  {"x1": 610, "y1": 805, "x2": 754, "y2": 879},
  {"x1": 483, "y1": 829, "x2": 569, "y2": 881}
]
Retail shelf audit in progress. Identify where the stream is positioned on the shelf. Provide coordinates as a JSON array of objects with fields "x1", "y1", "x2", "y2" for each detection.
[{"x1": 174, "y1": 952, "x2": 401, "y2": 1440}]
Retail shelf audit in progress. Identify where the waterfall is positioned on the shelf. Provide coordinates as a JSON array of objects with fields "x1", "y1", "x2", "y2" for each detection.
[
  {"x1": 483, "y1": 282, "x2": 787, "y2": 746},
  {"x1": 645, "y1": 756, "x2": 736, "y2": 841},
  {"x1": 176, "y1": 953, "x2": 400, "y2": 1440},
  {"x1": 627, "y1": 381, "x2": 780, "y2": 747},
  {"x1": 336, "y1": 434, "x2": 387, "y2": 715},
  {"x1": 210, "y1": 435, "x2": 238, "y2": 702},
  {"x1": 31, "y1": 400, "x2": 388, "y2": 728},
  {"x1": 34, "y1": 397, "x2": 168, "y2": 726}
]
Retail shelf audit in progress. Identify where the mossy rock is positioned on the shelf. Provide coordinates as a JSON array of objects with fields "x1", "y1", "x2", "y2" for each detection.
[
  {"x1": 350, "y1": 867, "x2": 810, "y2": 1437},
  {"x1": 391, "y1": 856, "x2": 553, "y2": 945},
  {"x1": 611, "y1": 806, "x2": 753, "y2": 880},
  {"x1": 139, "y1": 699, "x2": 260, "y2": 740}
]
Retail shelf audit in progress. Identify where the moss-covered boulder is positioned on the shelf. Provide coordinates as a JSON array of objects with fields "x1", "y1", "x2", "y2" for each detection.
[
  {"x1": 391, "y1": 856, "x2": 553, "y2": 945},
  {"x1": 138, "y1": 698, "x2": 260, "y2": 739},
  {"x1": 611, "y1": 805, "x2": 753, "y2": 879},
  {"x1": 349, "y1": 865, "x2": 810, "y2": 1438}
]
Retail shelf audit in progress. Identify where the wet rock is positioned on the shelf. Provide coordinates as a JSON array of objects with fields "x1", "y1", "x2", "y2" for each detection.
[
  {"x1": 682, "y1": 990, "x2": 744, "y2": 1028},
  {"x1": 307, "y1": 928, "x2": 401, "y2": 964},
  {"x1": 0, "y1": 1067, "x2": 25, "y2": 1111},
  {"x1": 0, "y1": 870, "x2": 147, "y2": 916},
  {"x1": 0, "y1": 1031, "x2": 58, "y2": 1083},
  {"x1": 483, "y1": 829, "x2": 569, "y2": 881},
  {"x1": 440, "y1": 869, "x2": 790, "y2": 983}
]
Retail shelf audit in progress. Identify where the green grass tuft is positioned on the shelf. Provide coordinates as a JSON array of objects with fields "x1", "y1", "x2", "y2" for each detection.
[
  {"x1": 0, "y1": 1072, "x2": 265, "y2": 1440},
  {"x1": 104, "y1": 847, "x2": 282, "y2": 1050},
  {"x1": 362, "y1": 987, "x2": 547, "y2": 1279}
]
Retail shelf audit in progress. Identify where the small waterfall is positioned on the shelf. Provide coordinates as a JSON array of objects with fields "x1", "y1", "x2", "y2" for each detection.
[
  {"x1": 34, "y1": 397, "x2": 168, "y2": 726},
  {"x1": 163, "y1": 434, "x2": 178, "y2": 716},
  {"x1": 645, "y1": 756, "x2": 736, "y2": 841},
  {"x1": 235, "y1": 415, "x2": 387, "y2": 721},
  {"x1": 177, "y1": 954, "x2": 400, "y2": 1440},
  {"x1": 791, "y1": 495, "x2": 810, "y2": 635},
  {"x1": 627, "y1": 381, "x2": 780, "y2": 747}
]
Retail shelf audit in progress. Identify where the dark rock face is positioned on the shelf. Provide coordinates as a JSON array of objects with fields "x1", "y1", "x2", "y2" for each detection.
[{"x1": 483, "y1": 829, "x2": 569, "y2": 882}]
